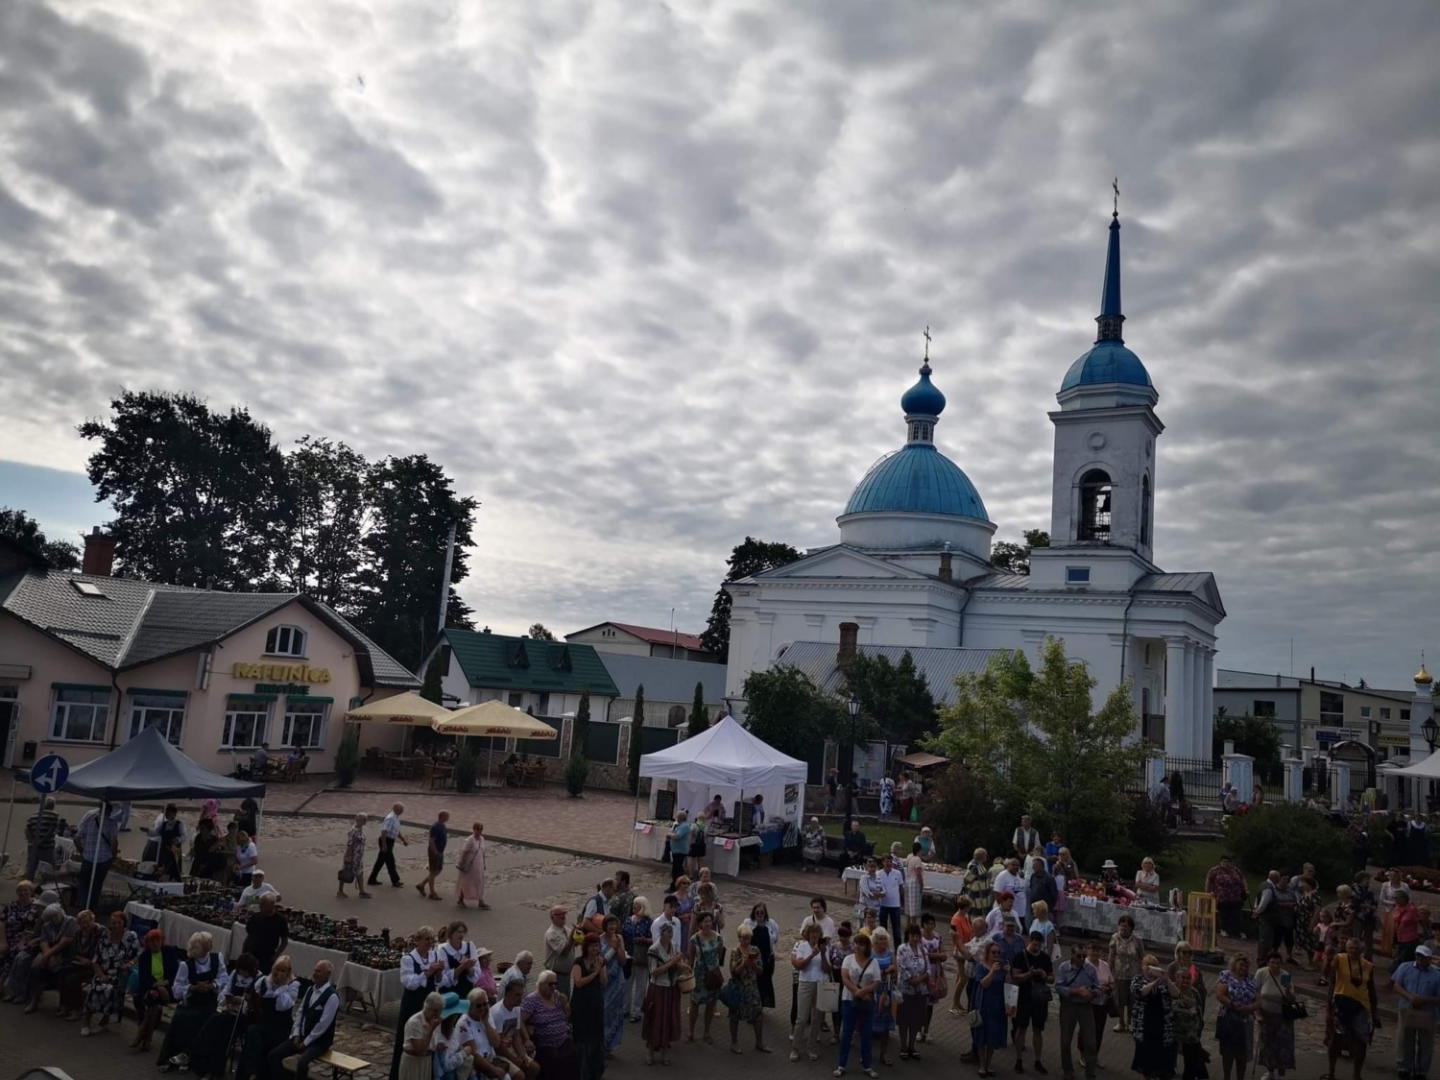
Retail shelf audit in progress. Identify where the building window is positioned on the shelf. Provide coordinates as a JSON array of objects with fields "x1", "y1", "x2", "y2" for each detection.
[
  {"x1": 1253, "y1": 700, "x2": 1277, "y2": 718},
  {"x1": 223, "y1": 705, "x2": 271, "y2": 749},
  {"x1": 128, "y1": 694, "x2": 186, "y2": 746},
  {"x1": 264, "y1": 625, "x2": 308, "y2": 658},
  {"x1": 507, "y1": 692, "x2": 524, "y2": 708},
  {"x1": 1359, "y1": 706, "x2": 1372, "y2": 719},
  {"x1": 1380, "y1": 707, "x2": 1392, "y2": 720},
  {"x1": 49, "y1": 687, "x2": 110, "y2": 743},
  {"x1": 535, "y1": 692, "x2": 550, "y2": 717},
  {"x1": 1319, "y1": 691, "x2": 1345, "y2": 726},
  {"x1": 667, "y1": 705, "x2": 686, "y2": 728},
  {"x1": 1141, "y1": 474, "x2": 1151, "y2": 546},
  {"x1": 1066, "y1": 566, "x2": 1091, "y2": 584},
  {"x1": 282, "y1": 701, "x2": 328, "y2": 749},
  {"x1": 1402, "y1": 709, "x2": 1412, "y2": 721},
  {"x1": 1076, "y1": 470, "x2": 1112, "y2": 542}
]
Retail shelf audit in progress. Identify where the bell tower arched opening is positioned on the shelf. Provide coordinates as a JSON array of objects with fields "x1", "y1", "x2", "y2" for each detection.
[{"x1": 1077, "y1": 469, "x2": 1113, "y2": 543}]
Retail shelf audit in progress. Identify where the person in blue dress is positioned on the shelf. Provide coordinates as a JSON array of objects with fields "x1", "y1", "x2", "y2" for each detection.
[
  {"x1": 969, "y1": 939, "x2": 1008, "y2": 1078},
  {"x1": 869, "y1": 929, "x2": 898, "y2": 1066},
  {"x1": 879, "y1": 778, "x2": 896, "y2": 822},
  {"x1": 600, "y1": 916, "x2": 628, "y2": 1055}
]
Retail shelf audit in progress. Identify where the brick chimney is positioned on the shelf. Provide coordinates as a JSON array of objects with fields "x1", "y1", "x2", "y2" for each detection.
[
  {"x1": 81, "y1": 527, "x2": 116, "y2": 577},
  {"x1": 939, "y1": 551, "x2": 953, "y2": 582},
  {"x1": 838, "y1": 622, "x2": 859, "y2": 665}
]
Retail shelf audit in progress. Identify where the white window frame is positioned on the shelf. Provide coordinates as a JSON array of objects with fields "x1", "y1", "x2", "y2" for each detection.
[
  {"x1": 264, "y1": 625, "x2": 308, "y2": 659},
  {"x1": 127, "y1": 694, "x2": 187, "y2": 746},
  {"x1": 223, "y1": 704, "x2": 272, "y2": 749},
  {"x1": 1380, "y1": 707, "x2": 1392, "y2": 720},
  {"x1": 48, "y1": 688, "x2": 111, "y2": 744},
  {"x1": 1359, "y1": 706, "x2": 1372, "y2": 719},
  {"x1": 282, "y1": 701, "x2": 329, "y2": 750}
]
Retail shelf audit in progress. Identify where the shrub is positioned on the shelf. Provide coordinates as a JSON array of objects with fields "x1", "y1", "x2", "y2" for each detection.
[
  {"x1": 453, "y1": 743, "x2": 478, "y2": 794},
  {"x1": 565, "y1": 753, "x2": 590, "y2": 798},
  {"x1": 921, "y1": 764, "x2": 1023, "y2": 865},
  {"x1": 1101, "y1": 797, "x2": 1185, "y2": 877},
  {"x1": 1224, "y1": 804, "x2": 1355, "y2": 889},
  {"x1": 334, "y1": 724, "x2": 362, "y2": 789}
]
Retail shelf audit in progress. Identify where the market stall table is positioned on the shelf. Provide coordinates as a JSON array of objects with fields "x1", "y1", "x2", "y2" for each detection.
[
  {"x1": 708, "y1": 834, "x2": 762, "y2": 878},
  {"x1": 1060, "y1": 896, "x2": 1186, "y2": 946},
  {"x1": 630, "y1": 821, "x2": 671, "y2": 862},
  {"x1": 337, "y1": 958, "x2": 402, "y2": 1011},
  {"x1": 841, "y1": 866, "x2": 965, "y2": 899}
]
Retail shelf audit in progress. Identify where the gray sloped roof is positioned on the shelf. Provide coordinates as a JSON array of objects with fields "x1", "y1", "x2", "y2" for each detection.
[
  {"x1": 0, "y1": 569, "x2": 186, "y2": 668},
  {"x1": 314, "y1": 601, "x2": 421, "y2": 688},
  {"x1": 1134, "y1": 571, "x2": 1226, "y2": 617},
  {"x1": 597, "y1": 653, "x2": 728, "y2": 703},
  {"x1": 776, "y1": 640, "x2": 1011, "y2": 706},
  {"x1": 124, "y1": 590, "x2": 295, "y2": 667}
]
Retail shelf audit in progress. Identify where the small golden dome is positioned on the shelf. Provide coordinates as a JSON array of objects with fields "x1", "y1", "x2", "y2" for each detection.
[{"x1": 1417, "y1": 664, "x2": 1434, "y2": 686}]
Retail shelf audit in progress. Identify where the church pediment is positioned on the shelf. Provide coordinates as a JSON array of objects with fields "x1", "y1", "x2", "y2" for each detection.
[{"x1": 750, "y1": 545, "x2": 935, "y2": 583}]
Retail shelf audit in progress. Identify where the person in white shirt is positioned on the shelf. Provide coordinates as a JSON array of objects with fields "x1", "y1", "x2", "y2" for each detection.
[
  {"x1": 233, "y1": 831, "x2": 259, "y2": 885},
  {"x1": 879, "y1": 854, "x2": 905, "y2": 942},
  {"x1": 839, "y1": 933, "x2": 882, "y2": 1074},
  {"x1": 993, "y1": 858, "x2": 1030, "y2": 929},
  {"x1": 651, "y1": 895, "x2": 684, "y2": 949},
  {"x1": 490, "y1": 978, "x2": 540, "y2": 1079},
  {"x1": 456, "y1": 987, "x2": 514, "y2": 1079},
  {"x1": 368, "y1": 802, "x2": 408, "y2": 888},
  {"x1": 270, "y1": 960, "x2": 340, "y2": 1080},
  {"x1": 861, "y1": 857, "x2": 886, "y2": 917},
  {"x1": 789, "y1": 922, "x2": 827, "y2": 1060},
  {"x1": 800, "y1": 897, "x2": 837, "y2": 943},
  {"x1": 238, "y1": 869, "x2": 281, "y2": 911}
]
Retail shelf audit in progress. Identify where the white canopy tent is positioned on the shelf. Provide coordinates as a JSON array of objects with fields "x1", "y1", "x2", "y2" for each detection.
[
  {"x1": 638, "y1": 716, "x2": 809, "y2": 829},
  {"x1": 1391, "y1": 753, "x2": 1440, "y2": 780}
]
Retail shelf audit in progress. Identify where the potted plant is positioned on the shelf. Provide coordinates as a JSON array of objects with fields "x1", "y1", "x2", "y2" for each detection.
[
  {"x1": 565, "y1": 753, "x2": 589, "y2": 797},
  {"x1": 454, "y1": 742, "x2": 479, "y2": 794},
  {"x1": 334, "y1": 724, "x2": 362, "y2": 789}
]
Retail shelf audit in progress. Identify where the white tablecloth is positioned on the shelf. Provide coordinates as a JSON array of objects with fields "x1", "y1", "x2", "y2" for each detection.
[
  {"x1": 1060, "y1": 897, "x2": 1186, "y2": 945},
  {"x1": 124, "y1": 901, "x2": 165, "y2": 926},
  {"x1": 161, "y1": 911, "x2": 233, "y2": 956},
  {"x1": 841, "y1": 866, "x2": 965, "y2": 897},
  {"x1": 337, "y1": 960, "x2": 402, "y2": 1005},
  {"x1": 630, "y1": 822, "x2": 670, "y2": 862},
  {"x1": 228, "y1": 922, "x2": 349, "y2": 978},
  {"x1": 111, "y1": 874, "x2": 186, "y2": 896},
  {"x1": 708, "y1": 834, "x2": 761, "y2": 878}
]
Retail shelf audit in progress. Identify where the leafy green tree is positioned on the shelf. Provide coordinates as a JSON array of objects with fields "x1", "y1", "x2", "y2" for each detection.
[
  {"x1": 741, "y1": 665, "x2": 851, "y2": 764},
  {"x1": 574, "y1": 690, "x2": 591, "y2": 755},
  {"x1": 627, "y1": 686, "x2": 645, "y2": 794},
  {"x1": 420, "y1": 651, "x2": 444, "y2": 705},
  {"x1": 928, "y1": 636, "x2": 1148, "y2": 861},
  {"x1": 700, "y1": 537, "x2": 802, "y2": 661},
  {"x1": 79, "y1": 391, "x2": 295, "y2": 589},
  {"x1": 842, "y1": 650, "x2": 937, "y2": 745},
  {"x1": 0, "y1": 508, "x2": 80, "y2": 570},
  {"x1": 281, "y1": 436, "x2": 368, "y2": 612},
  {"x1": 527, "y1": 623, "x2": 556, "y2": 641},
  {"x1": 1214, "y1": 714, "x2": 1282, "y2": 768},
  {"x1": 354, "y1": 454, "x2": 477, "y2": 671},
  {"x1": 687, "y1": 682, "x2": 710, "y2": 739},
  {"x1": 989, "y1": 529, "x2": 1050, "y2": 575}
]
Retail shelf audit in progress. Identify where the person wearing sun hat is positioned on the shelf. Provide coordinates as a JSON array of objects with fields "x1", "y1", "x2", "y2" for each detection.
[{"x1": 433, "y1": 992, "x2": 475, "y2": 1080}]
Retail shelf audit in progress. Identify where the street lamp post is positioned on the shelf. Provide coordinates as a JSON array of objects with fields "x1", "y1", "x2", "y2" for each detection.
[
  {"x1": 1424, "y1": 718, "x2": 1438, "y2": 812},
  {"x1": 844, "y1": 692, "x2": 860, "y2": 835}
]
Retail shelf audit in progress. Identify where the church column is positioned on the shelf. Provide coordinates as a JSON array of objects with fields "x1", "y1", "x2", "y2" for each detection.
[
  {"x1": 1200, "y1": 649, "x2": 1216, "y2": 759},
  {"x1": 1187, "y1": 644, "x2": 1205, "y2": 759},
  {"x1": 1164, "y1": 637, "x2": 1187, "y2": 756}
]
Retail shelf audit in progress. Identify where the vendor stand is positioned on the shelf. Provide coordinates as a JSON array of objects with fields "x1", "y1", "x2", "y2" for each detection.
[
  {"x1": 1060, "y1": 895, "x2": 1186, "y2": 945},
  {"x1": 630, "y1": 820, "x2": 671, "y2": 862},
  {"x1": 842, "y1": 864, "x2": 966, "y2": 900},
  {"x1": 635, "y1": 716, "x2": 808, "y2": 878}
]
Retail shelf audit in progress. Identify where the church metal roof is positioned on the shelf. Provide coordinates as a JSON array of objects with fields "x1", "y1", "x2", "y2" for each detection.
[{"x1": 844, "y1": 445, "x2": 989, "y2": 521}]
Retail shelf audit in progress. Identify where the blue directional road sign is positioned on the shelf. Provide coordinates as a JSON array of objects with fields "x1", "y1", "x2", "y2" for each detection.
[{"x1": 29, "y1": 754, "x2": 69, "y2": 795}]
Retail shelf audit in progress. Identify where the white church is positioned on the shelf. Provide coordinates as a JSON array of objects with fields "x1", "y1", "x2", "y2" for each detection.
[{"x1": 725, "y1": 209, "x2": 1224, "y2": 757}]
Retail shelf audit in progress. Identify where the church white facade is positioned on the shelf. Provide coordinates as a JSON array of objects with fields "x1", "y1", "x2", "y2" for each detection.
[{"x1": 725, "y1": 210, "x2": 1225, "y2": 757}]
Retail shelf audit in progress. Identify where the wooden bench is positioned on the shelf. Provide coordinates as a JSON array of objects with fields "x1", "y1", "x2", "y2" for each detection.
[{"x1": 318, "y1": 1050, "x2": 370, "y2": 1080}]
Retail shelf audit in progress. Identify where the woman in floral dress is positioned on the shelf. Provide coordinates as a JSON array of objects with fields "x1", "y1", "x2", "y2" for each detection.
[
  {"x1": 686, "y1": 910, "x2": 723, "y2": 1043},
  {"x1": 600, "y1": 915, "x2": 628, "y2": 1054},
  {"x1": 918, "y1": 912, "x2": 947, "y2": 1043},
  {"x1": 0, "y1": 881, "x2": 40, "y2": 993},
  {"x1": 1292, "y1": 878, "x2": 1321, "y2": 968},
  {"x1": 823, "y1": 922, "x2": 854, "y2": 1043},
  {"x1": 870, "y1": 929, "x2": 898, "y2": 1066},
  {"x1": 726, "y1": 925, "x2": 768, "y2": 1053},
  {"x1": 1129, "y1": 954, "x2": 1178, "y2": 1080},
  {"x1": 80, "y1": 911, "x2": 140, "y2": 1034},
  {"x1": 336, "y1": 814, "x2": 371, "y2": 898}
]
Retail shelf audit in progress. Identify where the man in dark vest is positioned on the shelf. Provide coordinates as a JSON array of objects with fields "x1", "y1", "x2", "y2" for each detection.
[{"x1": 269, "y1": 959, "x2": 340, "y2": 1080}]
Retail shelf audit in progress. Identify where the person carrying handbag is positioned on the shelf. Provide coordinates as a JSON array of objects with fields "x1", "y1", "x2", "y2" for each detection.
[
  {"x1": 836, "y1": 933, "x2": 879, "y2": 1078},
  {"x1": 1056, "y1": 943, "x2": 1100, "y2": 1080},
  {"x1": 791, "y1": 923, "x2": 827, "y2": 1061},
  {"x1": 1214, "y1": 955, "x2": 1260, "y2": 1080}
]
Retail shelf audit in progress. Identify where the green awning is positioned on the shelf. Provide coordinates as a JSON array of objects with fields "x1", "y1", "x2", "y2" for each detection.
[
  {"x1": 228, "y1": 693, "x2": 277, "y2": 704},
  {"x1": 53, "y1": 682, "x2": 111, "y2": 693},
  {"x1": 287, "y1": 695, "x2": 334, "y2": 704},
  {"x1": 128, "y1": 688, "x2": 189, "y2": 699}
]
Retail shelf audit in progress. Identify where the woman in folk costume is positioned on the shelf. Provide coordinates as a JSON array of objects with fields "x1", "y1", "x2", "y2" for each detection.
[{"x1": 390, "y1": 927, "x2": 447, "y2": 1080}]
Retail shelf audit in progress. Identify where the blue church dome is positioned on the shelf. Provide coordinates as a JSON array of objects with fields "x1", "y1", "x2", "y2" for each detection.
[
  {"x1": 1060, "y1": 340, "x2": 1152, "y2": 391},
  {"x1": 844, "y1": 444, "x2": 989, "y2": 521},
  {"x1": 900, "y1": 363, "x2": 946, "y2": 416}
]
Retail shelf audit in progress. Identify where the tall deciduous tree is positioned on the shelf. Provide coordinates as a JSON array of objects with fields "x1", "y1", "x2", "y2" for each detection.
[
  {"x1": 79, "y1": 391, "x2": 295, "y2": 589},
  {"x1": 928, "y1": 636, "x2": 1147, "y2": 861},
  {"x1": 0, "y1": 508, "x2": 80, "y2": 570},
  {"x1": 627, "y1": 685, "x2": 646, "y2": 794},
  {"x1": 420, "y1": 651, "x2": 444, "y2": 705},
  {"x1": 741, "y1": 665, "x2": 851, "y2": 765},
  {"x1": 282, "y1": 436, "x2": 368, "y2": 612},
  {"x1": 527, "y1": 623, "x2": 556, "y2": 641},
  {"x1": 355, "y1": 454, "x2": 477, "y2": 672},
  {"x1": 700, "y1": 537, "x2": 802, "y2": 661},
  {"x1": 574, "y1": 689, "x2": 591, "y2": 756},
  {"x1": 842, "y1": 650, "x2": 937, "y2": 746},
  {"x1": 989, "y1": 529, "x2": 1051, "y2": 575},
  {"x1": 687, "y1": 682, "x2": 709, "y2": 739}
]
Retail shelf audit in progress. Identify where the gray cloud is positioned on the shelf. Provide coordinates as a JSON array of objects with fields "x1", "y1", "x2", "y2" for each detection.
[{"x1": 1, "y1": 0, "x2": 1438, "y2": 687}]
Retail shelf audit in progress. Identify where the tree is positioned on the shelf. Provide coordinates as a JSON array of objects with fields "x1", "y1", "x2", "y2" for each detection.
[
  {"x1": 928, "y1": 636, "x2": 1149, "y2": 866},
  {"x1": 627, "y1": 686, "x2": 646, "y2": 794},
  {"x1": 574, "y1": 690, "x2": 592, "y2": 757},
  {"x1": 989, "y1": 529, "x2": 1050, "y2": 575},
  {"x1": 354, "y1": 454, "x2": 477, "y2": 672},
  {"x1": 79, "y1": 391, "x2": 295, "y2": 589},
  {"x1": 0, "y1": 508, "x2": 80, "y2": 570},
  {"x1": 420, "y1": 651, "x2": 444, "y2": 705},
  {"x1": 1214, "y1": 713, "x2": 1283, "y2": 779},
  {"x1": 687, "y1": 682, "x2": 710, "y2": 739},
  {"x1": 527, "y1": 623, "x2": 556, "y2": 641},
  {"x1": 842, "y1": 650, "x2": 937, "y2": 746},
  {"x1": 700, "y1": 537, "x2": 802, "y2": 661},
  {"x1": 280, "y1": 437, "x2": 368, "y2": 613},
  {"x1": 741, "y1": 665, "x2": 851, "y2": 765}
]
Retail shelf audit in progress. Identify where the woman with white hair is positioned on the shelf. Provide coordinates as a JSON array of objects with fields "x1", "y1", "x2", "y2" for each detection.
[
  {"x1": 399, "y1": 991, "x2": 446, "y2": 1080},
  {"x1": 156, "y1": 931, "x2": 226, "y2": 1071},
  {"x1": 803, "y1": 818, "x2": 826, "y2": 872},
  {"x1": 11, "y1": 901, "x2": 76, "y2": 1013},
  {"x1": 623, "y1": 897, "x2": 653, "y2": 1022},
  {"x1": 337, "y1": 814, "x2": 371, "y2": 899}
]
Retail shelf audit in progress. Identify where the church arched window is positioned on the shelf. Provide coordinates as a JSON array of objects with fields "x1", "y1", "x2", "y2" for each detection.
[
  {"x1": 1141, "y1": 474, "x2": 1151, "y2": 546},
  {"x1": 1077, "y1": 469, "x2": 1112, "y2": 542}
]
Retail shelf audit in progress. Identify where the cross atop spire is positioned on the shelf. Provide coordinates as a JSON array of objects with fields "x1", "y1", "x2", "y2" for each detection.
[
  {"x1": 922, "y1": 325, "x2": 931, "y2": 364},
  {"x1": 1113, "y1": 177, "x2": 1120, "y2": 219},
  {"x1": 1095, "y1": 189, "x2": 1125, "y2": 343}
]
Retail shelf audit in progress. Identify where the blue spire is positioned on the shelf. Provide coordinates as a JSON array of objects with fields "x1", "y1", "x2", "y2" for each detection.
[{"x1": 1095, "y1": 183, "x2": 1125, "y2": 343}]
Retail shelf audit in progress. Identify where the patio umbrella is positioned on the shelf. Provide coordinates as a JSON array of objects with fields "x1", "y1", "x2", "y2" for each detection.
[
  {"x1": 432, "y1": 700, "x2": 559, "y2": 738},
  {"x1": 344, "y1": 692, "x2": 454, "y2": 725}
]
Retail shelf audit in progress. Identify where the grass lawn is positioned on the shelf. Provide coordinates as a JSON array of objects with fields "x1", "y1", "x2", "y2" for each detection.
[{"x1": 1161, "y1": 838, "x2": 1266, "y2": 901}]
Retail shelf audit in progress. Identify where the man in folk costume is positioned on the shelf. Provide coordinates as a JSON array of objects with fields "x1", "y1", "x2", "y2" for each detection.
[{"x1": 268, "y1": 960, "x2": 340, "y2": 1080}]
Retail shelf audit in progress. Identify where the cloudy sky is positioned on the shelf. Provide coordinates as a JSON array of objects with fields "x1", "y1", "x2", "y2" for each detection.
[{"x1": 2, "y1": 0, "x2": 1438, "y2": 687}]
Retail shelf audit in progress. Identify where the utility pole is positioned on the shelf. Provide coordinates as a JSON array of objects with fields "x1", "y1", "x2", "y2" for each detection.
[{"x1": 437, "y1": 520, "x2": 457, "y2": 634}]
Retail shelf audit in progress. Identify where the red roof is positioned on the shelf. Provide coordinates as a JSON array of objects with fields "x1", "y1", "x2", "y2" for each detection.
[{"x1": 577, "y1": 621, "x2": 708, "y2": 653}]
